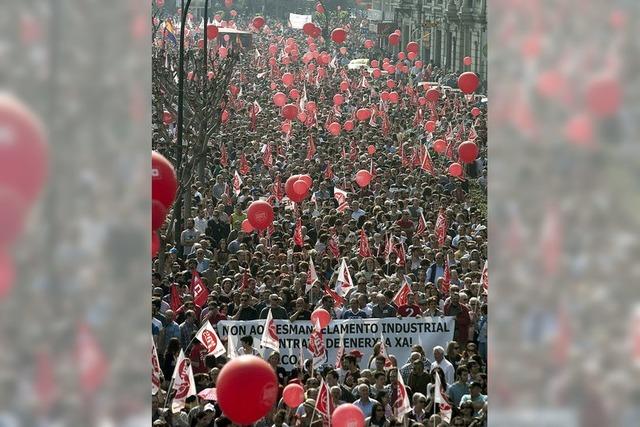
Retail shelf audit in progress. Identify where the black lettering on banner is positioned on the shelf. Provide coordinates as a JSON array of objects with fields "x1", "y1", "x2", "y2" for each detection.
[
  {"x1": 370, "y1": 323, "x2": 379, "y2": 334},
  {"x1": 250, "y1": 325, "x2": 262, "y2": 335},
  {"x1": 282, "y1": 354, "x2": 297, "y2": 365},
  {"x1": 424, "y1": 322, "x2": 432, "y2": 332},
  {"x1": 385, "y1": 337, "x2": 393, "y2": 347}
]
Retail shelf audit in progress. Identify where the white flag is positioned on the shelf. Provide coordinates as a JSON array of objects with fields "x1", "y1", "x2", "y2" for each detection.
[
  {"x1": 233, "y1": 170, "x2": 243, "y2": 196},
  {"x1": 306, "y1": 256, "x2": 318, "y2": 293},
  {"x1": 434, "y1": 371, "x2": 452, "y2": 422},
  {"x1": 195, "y1": 320, "x2": 226, "y2": 357},
  {"x1": 152, "y1": 340, "x2": 162, "y2": 395},
  {"x1": 226, "y1": 333, "x2": 238, "y2": 360},
  {"x1": 170, "y1": 350, "x2": 196, "y2": 413},
  {"x1": 260, "y1": 309, "x2": 280, "y2": 351},
  {"x1": 394, "y1": 368, "x2": 411, "y2": 420},
  {"x1": 334, "y1": 187, "x2": 349, "y2": 213},
  {"x1": 335, "y1": 258, "x2": 354, "y2": 297}
]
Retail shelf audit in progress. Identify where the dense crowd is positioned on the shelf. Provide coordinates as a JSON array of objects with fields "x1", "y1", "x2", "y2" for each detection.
[{"x1": 152, "y1": 6, "x2": 487, "y2": 427}]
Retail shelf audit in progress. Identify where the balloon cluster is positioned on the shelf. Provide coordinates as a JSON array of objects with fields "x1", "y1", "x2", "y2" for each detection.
[{"x1": 285, "y1": 174, "x2": 312, "y2": 203}]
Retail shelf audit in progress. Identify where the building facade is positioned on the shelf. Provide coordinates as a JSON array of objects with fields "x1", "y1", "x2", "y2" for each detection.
[{"x1": 368, "y1": 0, "x2": 487, "y2": 81}]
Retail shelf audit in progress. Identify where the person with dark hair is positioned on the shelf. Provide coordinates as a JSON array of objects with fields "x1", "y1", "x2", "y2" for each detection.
[{"x1": 365, "y1": 402, "x2": 389, "y2": 427}]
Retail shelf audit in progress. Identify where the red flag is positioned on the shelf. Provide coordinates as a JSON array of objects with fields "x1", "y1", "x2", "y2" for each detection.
[
  {"x1": 435, "y1": 208, "x2": 448, "y2": 247},
  {"x1": 378, "y1": 332, "x2": 394, "y2": 368},
  {"x1": 239, "y1": 269, "x2": 250, "y2": 291},
  {"x1": 314, "y1": 379, "x2": 334, "y2": 423},
  {"x1": 273, "y1": 176, "x2": 283, "y2": 201},
  {"x1": 481, "y1": 260, "x2": 488, "y2": 293},
  {"x1": 324, "y1": 285, "x2": 345, "y2": 308},
  {"x1": 194, "y1": 321, "x2": 225, "y2": 358},
  {"x1": 358, "y1": 228, "x2": 372, "y2": 258},
  {"x1": 232, "y1": 170, "x2": 243, "y2": 196},
  {"x1": 152, "y1": 341, "x2": 162, "y2": 395},
  {"x1": 191, "y1": 271, "x2": 209, "y2": 307},
  {"x1": 384, "y1": 233, "x2": 395, "y2": 263},
  {"x1": 171, "y1": 350, "x2": 196, "y2": 413},
  {"x1": 324, "y1": 162, "x2": 334, "y2": 179},
  {"x1": 75, "y1": 323, "x2": 108, "y2": 395},
  {"x1": 220, "y1": 143, "x2": 228, "y2": 167},
  {"x1": 395, "y1": 242, "x2": 406, "y2": 267},
  {"x1": 294, "y1": 218, "x2": 304, "y2": 247},
  {"x1": 393, "y1": 278, "x2": 412, "y2": 307},
  {"x1": 335, "y1": 258, "x2": 354, "y2": 297},
  {"x1": 306, "y1": 134, "x2": 316, "y2": 160},
  {"x1": 239, "y1": 153, "x2": 250, "y2": 175},
  {"x1": 420, "y1": 145, "x2": 435, "y2": 175},
  {"x1": 262, "y1": 143, "x2": 273, "y2": 168},
  {"x1": 416, "y1": 213, "x2": 427, "y2": 236},
  {"x1": 335, "y1": 333, "x2": 345, "y2": 368},
  {"x1": 260, "y1": 309, "x2": 280, "y2": 351},
  {"x1": 434, "y1": 370, "x2": 452, "y2": 423},
  {"x1": 327, "y1": 235, "x2": 340, "y2": 258},
  {"x1": 307, "y1": 256, "x2": 318, "y2": 292},
  {"x1": 349, "y1": 141, "x2": 358, "y2": 162},
  {"x1": 170, "y1": 283, "x2": 182, "y2": 312}
]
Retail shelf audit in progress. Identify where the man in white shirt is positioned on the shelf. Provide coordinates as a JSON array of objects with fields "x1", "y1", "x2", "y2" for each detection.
[{"x1": 430, "y1": 345, "x2": 455, "y2": 386}]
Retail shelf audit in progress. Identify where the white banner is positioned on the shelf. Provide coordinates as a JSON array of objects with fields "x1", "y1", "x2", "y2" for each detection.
[
  {"x1": 289, "y1": 13, "x2": 313, "y2": 30},
  {"x1": 217, "y1": 317, "x2": 455, "y2": 370}
]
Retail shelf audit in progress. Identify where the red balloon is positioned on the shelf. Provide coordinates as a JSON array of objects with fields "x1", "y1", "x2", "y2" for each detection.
[
  {"x1": 320, "y1": 53, "x2": 331, "y2": 65},
  {"x1": 356, "y1": 108, "x2": 371, "y2": 122},
  {"x1": 458, "y1": 141, "x2": 479, "y2": 164},
  {"x1": 252, "y1": 16, "x2": 265, "y2": 30},
  {"x1": 151, "y1": 199, "x2": 168, "y2": 231},
  {"x1": 397, "y1": 52, "x2": 405, "y2": 61},
  {"x1": 424, "y1": 120, "x2": 436, "y2": 133},
  {"x1": 343, "y1": 120, "x2": 354, "y2": 131},
  {"x1": 380, "y1": 91, "x2": 390, "y2": 102},
  {"x1": 372, "y1": 68, "x2": 381, "y2": 79},
  {"x1": 206, "y1": 25, "x2": 219, "y2": 40},
  {"x1": 586, "y1": 76, "x2": 621, "y2": 118},
  {"x1": 289, "y1": 89, "x2": 300, "y2": 100},
  {"x1": 471, "y1": 107, "x2": 481, "y2": 117},
  {"x1": 463, "y1": 56, "x2": 472, "y2": 66},
  {"x1": 0, "y1": 94, "x2": 48, "y2": 204},
  {"x1": 367, "y1": 145, "x2": 376, "y2": 155},
  {"x1": 310, "y1": 308, "x2": 331, "y2": 328},
  {"x1": 328, "y1": 122, "x2": 341, "y2": 136},
  {"x1": 407, "y1": 51, "x2": 417, "y2": 61},
  {"x1": 297, "y1": 112, "x2": 307, "y2": 123},
  {"x1": 241, "y1": 219, "x2": 254, "y2": 233},
  {"x1": 315, "y1": 3, "x2": 325, "y2": 14},
  {"x1": 418, "y1": 97, "x2": 427, "y2": 106},
  {"x1": 151, "y1": 232, "x2": 160, "y2": 258},
  {"x1": 273, "y1": 92, "x2": 287, "y2": 107},
  {"x1": 355, "y1": 170, "x2": 373, "y2": 188},
  {"x1": 406, "y1": 41, "x2": 419, "y2": 53},
  {"x1": 449, "y1": 162, "x2": 463, "y2": 177},
  {"x1": 388, "y1": 33, "x2": 400, "y2": 46},
  {"x1": 370, "y1": 60, "x2": 379, "y2": 68},
  {"x1": 340, "y1": 81, "x2": 349, "y2": 92},
  {"x1": 386, "y1": 65, "x2": 396, "y2": 74},
  {"x1": 0, "y1": 188, "x2": 27, "y2": 247},
  {"x1": 389, "y1": 91, "x2": 399, "y2": 103},
  {"x1": 218, "y1": 46, "x2": 228, "y2": 58},
  {"x1": 426, "y1": 88, "x2": 441, "y2": 102},
  {"x1": 299, "y1": 175, "x2": 313, "y2": 188},
  {"x1": 283, "y1": 383, "x2": 305, "y2": 408},
  {"x1": 247, "y1": 201, "x2": 274, "y2": 230},
  {"x1": 217, "y1": 356, "x2": 278, "y2": 424},
  {"x1": 458, "y1": 72, "x2": 480, "y2": 94},
  {"x1": 332, "y1": 404, "x2": 365, "y2": 427},
  {"x1": 415, "y1": 60, "x2": 423, "y2": 68},
  {"x1": 282, "y1": 104, "x2": 299, "y2": 120},
  {"x1": 293, "y1": 179, "x2": 310, "y2": 197},
  {"x1": 333, "y1": 94, "x2": 344, "y2": 106},
  {"x1": 285, "y1": 175, "x2": 308, "y2": 203},
  {"x1": 386, "y1": 79, "x2": 396, "y2": 89},
  {"x1": 282, "y1": 72, "x2": 294, "y2": 87},
  {"x1": 303, "y1": 22, "x2": 316, "y2": 36},
  {"x1": 197, "y1": 39, "x2": 204, "y2": 49},
  {"x1": 364, "y1": 39, "x2": 374, "y2": 49},
  {"x1": 152, "y1": 151, "x2": 177, "y2": 210},
  {"x1": 433, "y1": 139, "x2": 447, "y2": 153},
  {"x1": 331, "y1": 28, "x2": 346, "y2": 43}
]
